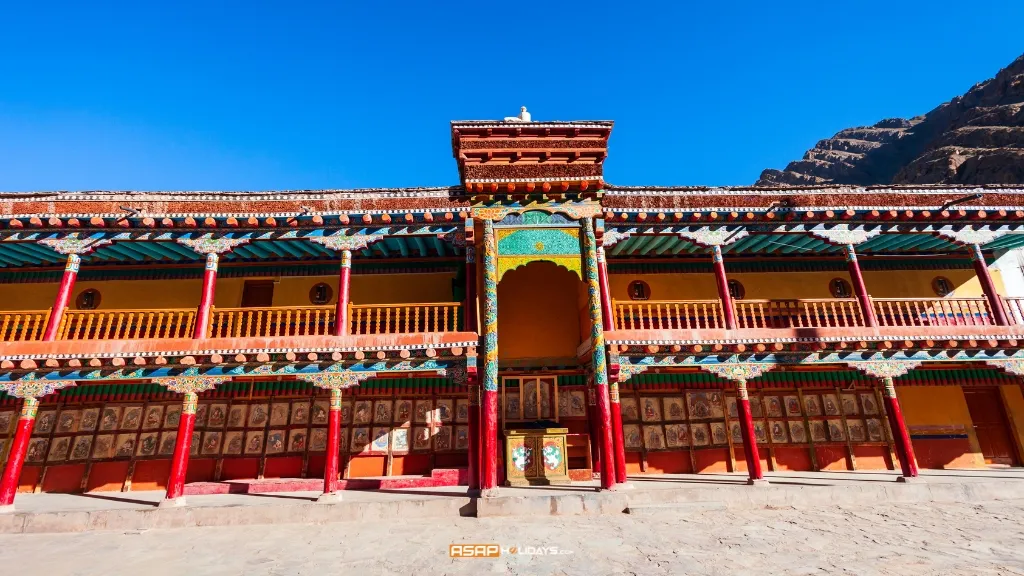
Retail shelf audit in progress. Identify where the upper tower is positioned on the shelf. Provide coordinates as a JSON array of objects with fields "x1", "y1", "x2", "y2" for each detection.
[{"x1": 450, "y1": 108, "x2": 613, "y2": 196}]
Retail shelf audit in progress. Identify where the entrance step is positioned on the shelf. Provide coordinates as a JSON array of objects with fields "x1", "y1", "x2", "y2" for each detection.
[
  {"x1": 183, "y1": 468, "x2": 468, "y2": 496},
  {"x1": 625, "y1": 502, "x2": 726, "y2": 515}
]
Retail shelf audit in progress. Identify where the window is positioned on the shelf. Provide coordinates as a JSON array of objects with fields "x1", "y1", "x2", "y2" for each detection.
[
  {"x1": 76, "y1": 289, "x2": 101, "y2": 310},
  {"x1": 309, "y1": 283, "x2": 334, "y2": 305},
  {"x1": 829, "y1": 278, "x2": 853, "y2": 298},
  {"x1": 932, "y1": 276, "x2": 953, "y2": 297},
  {"x1": 727, "y1": 280, "x2": 745, "y2": 300},
  {"x1": 627, "y1": 280, "x2": 650, "y2": 301}
]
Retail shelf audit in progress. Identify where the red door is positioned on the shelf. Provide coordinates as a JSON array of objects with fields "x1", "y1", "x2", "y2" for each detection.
[
  {"x1": 963, "y1": 388, "x2": 1020, "y2": 466},
  {"x1": 240, "y1": 281, "x2": 275, "y2": 308}
]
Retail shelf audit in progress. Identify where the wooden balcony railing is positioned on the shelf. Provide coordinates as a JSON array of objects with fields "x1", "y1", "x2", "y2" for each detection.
[
  {"x1": 349, "y1": 303, "x2": 461, "y2": 335},
  {"x1": 1002, "y1": 297, "x2": 1024, "y2": 326},
  {"x1": 0, "y1": 310, "x2": 50, "y2": 341},
  {"x1": 873, "y1": 297, "x2": 996, "y2": 327},
  {"x1": 612, "y1": 300, "x2": 725, "y2": 330},
  {"x1": 735, "y1": 299, "x2": 865, "y2": 329},
  {"x1": 58, "y1": 309, "x2": 196, "y2": 340},
  {"x1": 208, "y1": 306, "x2": 335, "y2": 338}
]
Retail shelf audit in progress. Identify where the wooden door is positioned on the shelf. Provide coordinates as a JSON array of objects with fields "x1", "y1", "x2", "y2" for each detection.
[
  {"x1": 240, "y1": 281, "x2": 275, "y2": 308},
  {"x1": 963, "y1": 388, "x2": 1019, "y2": 466}
]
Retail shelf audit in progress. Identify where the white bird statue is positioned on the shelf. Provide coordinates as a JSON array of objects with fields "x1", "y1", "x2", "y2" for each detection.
[{"x1": 503, "y1": 106, "x2": 532, "y2": 122}]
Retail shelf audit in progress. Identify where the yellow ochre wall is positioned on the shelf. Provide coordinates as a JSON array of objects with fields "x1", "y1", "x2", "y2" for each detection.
[
  {"x1": 269, "y1": 273, "x2": 456, "y2": 307},
  {"x1": 607, "y1": 268, "x2": 1005, "y2": 302},
  {"x1": 896, "y1": 385, "x2": 985, "y2": 469},
  {"x1": 496, "y1": 262, "x2": 584, "y2": 361},
  {"x1": 0, "y1": 273, "x2": 457, "y2": 311}
]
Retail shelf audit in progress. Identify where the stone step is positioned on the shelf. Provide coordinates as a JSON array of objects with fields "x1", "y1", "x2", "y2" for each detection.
[{"x1": 625, "y1": 502, "x2": 727, "y2": 515}]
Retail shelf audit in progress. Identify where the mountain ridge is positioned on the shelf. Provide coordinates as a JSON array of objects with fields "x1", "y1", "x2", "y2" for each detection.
[{"x1": 756, "y1": 54, "x2": 1024, "y2": 187}]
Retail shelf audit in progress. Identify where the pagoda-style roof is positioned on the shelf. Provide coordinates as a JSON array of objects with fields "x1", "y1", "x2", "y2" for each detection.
[{"x1": 450, "y1": 118, "x2": 613, "y2": 195}]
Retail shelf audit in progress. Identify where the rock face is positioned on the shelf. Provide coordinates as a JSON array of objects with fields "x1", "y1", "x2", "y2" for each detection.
[{"x1": 756, "y1": 54, "x2": 1024, "y2": 186}]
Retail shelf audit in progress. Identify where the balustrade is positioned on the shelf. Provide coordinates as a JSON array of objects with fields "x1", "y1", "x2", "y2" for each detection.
[
  {"x1": 0, "y1": 310, "x2": 50, "y2": 341},
  {"x1": 208, "y1": 306, "x2": 335, "y2": 338},
  {"x1": 349, "y1": 303, "x2": 461, "y2": 335},
  {"x1": 58, "y1": 309, "x2": 195, "y2": 340},
  {"x1": 1002, "y1": 297, "x2": 1024, "y2": 326},
  {"x1": 873, "y1": 297, "x2": 996, "y2": 327},
  {"x1": 612, "y1": 300, "x2": 725, "y2": 330},
  {"x1": 734, "y1": 299, "x2": 865, "y2": 329}
]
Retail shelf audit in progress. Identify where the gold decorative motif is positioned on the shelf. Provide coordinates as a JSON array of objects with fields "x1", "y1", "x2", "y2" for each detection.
[
  {"x1": 329, "y1": 388, "x2": 343, "y2": 410},
  {"x1": 21, "y1": 397, "x2": 39, "y2": 419},
  {"x1": 182, "y1": 392, "x2": 199, "y2": 415}
]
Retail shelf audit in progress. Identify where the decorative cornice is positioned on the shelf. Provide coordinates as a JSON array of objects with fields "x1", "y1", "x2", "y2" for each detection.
[
  {"x1": 176, "y1": 236, "x2": 250, "y2": 255},
  {"x1": 676, "y1": 227, "x2": 748, "y2": 247},
  {"x1": 808, "y1": 225, "x2": 881, "y2": 246},
  {"x1": 935, "y1": 228, "x2": 1010, "y2": 246},
  {"x1": 297, "y1": 371, "x2": 377, "y2": 390},
  {"x1": 310, "y1": 233, "x2": 386, "y2": 252},
  {"x1": 844, "y1": 360, "x2": 924, "y2": 379},
  {"x1": 37, "y1": 235, "x2": 112, "y2": 255},
  {"x1": 153, "y1": 375, "x2": 231, "y2": 394},
  {"x1": 1, "y1": 377, "x2": 76, "y2": 399}
]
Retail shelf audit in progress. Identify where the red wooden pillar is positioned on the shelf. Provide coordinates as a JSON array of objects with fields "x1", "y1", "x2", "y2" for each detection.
[
  {"x1": 586, "y1": 385, "x2": 602, "y2": 475},
  {"x1": 467, "y1": 381, "x2": 480, "y2": 493},
  {"x1": 481, "y1": 387, "x2": 498, "y2": 493},
  {"x1": 193, "y1": 253, "x2": 219, "y2": 339},
  {"x1": 42, "y1": 254, "x2": 81, "y2": 341},
  {"x1": 480, "y1": 219, "x2": 499, "y2": 495},
  {"x1": 843, "y1": 244, "x2": 878, "y2": 327},
  {"x1": 597, "y1": 245, "x2": 628, "y2": 484},
  {"x1": 464, "y1": 229, "x2": 478, "y2": 333},
  {"x1": 736, "y1": 381, "x2": 766, "y2": 484},
  {"x1": 0, "y1": 398, "x2": 39, "y2": 512},
  {"x1": 881, "y1": 376, "x2": 919, "y2": 480},
  {"x1": 711, "y1": 245, "x2": 736, "y2": 330},
  {"x1": 334, "y1": 250, "x2": 352, "y2": 336},
  {"x1": 969, "y1": 243, "x2": 1010, "y2": 326},
  {"x1": 161, "y1": 393, "x2": 198, "y2": 506},
  {"x1": 584, "y1": 219, "x2": 616, "y2": 490},
  {"x1": 319, "y1": 388, "x2": 343, "y2": 501}
]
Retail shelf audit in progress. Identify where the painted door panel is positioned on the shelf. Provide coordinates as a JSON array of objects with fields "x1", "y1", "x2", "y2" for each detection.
[{"x1": 964, "y1": 388, "x2": 1019, "y2": 466}]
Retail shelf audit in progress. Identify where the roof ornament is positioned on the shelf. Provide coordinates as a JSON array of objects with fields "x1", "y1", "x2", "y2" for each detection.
[{"x1": 503, "y1": 106, "x2": 532, "y2": 122}]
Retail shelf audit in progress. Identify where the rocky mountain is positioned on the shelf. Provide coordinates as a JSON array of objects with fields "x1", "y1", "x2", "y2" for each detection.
[{"x1": 756, "y1": 54, "x2": 1024, "y2": 186}]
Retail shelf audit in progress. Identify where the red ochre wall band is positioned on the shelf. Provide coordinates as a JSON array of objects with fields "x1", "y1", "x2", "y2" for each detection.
[{"x1": 0, "y1": 369, "x2": 1019, "y2": 493}]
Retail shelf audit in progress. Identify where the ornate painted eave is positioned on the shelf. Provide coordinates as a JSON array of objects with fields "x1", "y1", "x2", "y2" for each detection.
[
  {"x1": 606, "y1": 326, "x2": 1024, "y2": 352},
  {"x1": 609, "y1": 348, "x2": 1024, "y2": 383}
]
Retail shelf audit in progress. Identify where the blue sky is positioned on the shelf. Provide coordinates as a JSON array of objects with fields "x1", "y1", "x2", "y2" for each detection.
[{"x1": 1, "y1": 1, "x2": 1021, "y2": 191}]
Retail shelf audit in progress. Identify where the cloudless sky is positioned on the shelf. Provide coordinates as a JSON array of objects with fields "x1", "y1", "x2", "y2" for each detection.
[{"x1": 1, "y1": 1, "x2": 1022, "y2": 191}]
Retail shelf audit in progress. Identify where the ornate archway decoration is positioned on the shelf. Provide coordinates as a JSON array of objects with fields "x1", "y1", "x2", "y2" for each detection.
[
  {"x1": 472, "y1": 200, "x2": 603, "y2": 223},
  {"x1": 808, "y1": 225, "x2": 881, "y2": 246},
  {"x1": 309, "y1": 233, "x2": 387, "y2": 253},
  {"x1": 494, "y1": 227, "x2": 582, "y2": 281}
]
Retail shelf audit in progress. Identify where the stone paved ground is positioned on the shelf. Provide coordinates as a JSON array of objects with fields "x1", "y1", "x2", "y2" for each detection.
[{"x1": 3, "y1": 500, "x2": 1024, "y2": 575}]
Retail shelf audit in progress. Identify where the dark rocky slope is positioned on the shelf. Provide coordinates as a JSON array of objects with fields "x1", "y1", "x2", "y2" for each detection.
[{"x1": 756, "y1": 54, "x2": 1024, "y2": 186}]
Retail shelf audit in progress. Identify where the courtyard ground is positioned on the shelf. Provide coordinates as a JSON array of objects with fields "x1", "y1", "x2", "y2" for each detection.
[{"x1": 2, "y1": 498, "x2": 1024, "y2": 575}]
